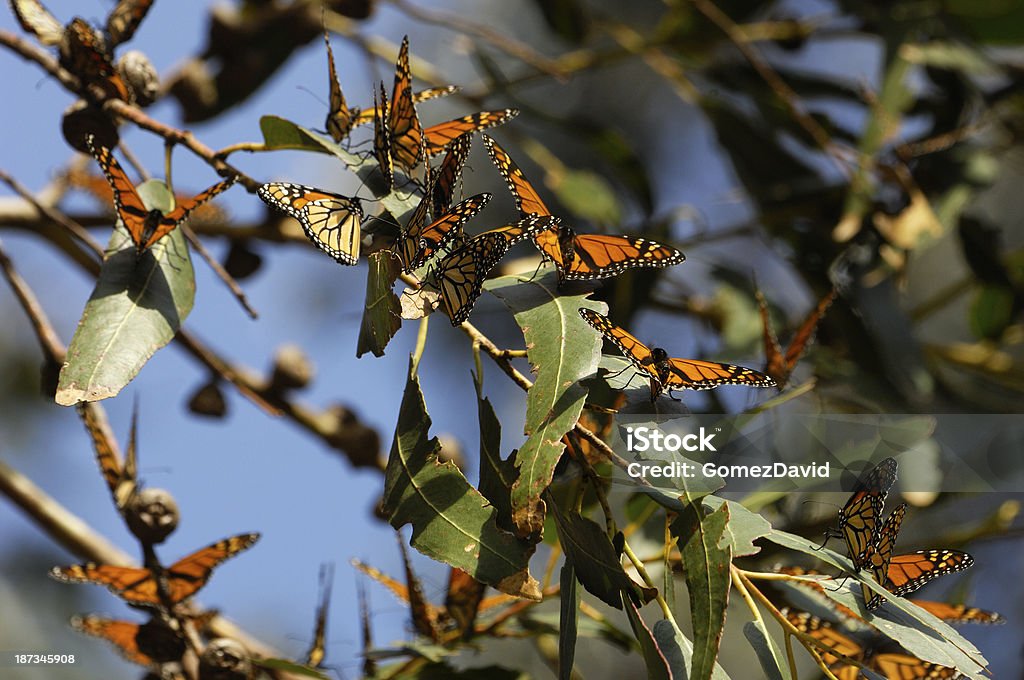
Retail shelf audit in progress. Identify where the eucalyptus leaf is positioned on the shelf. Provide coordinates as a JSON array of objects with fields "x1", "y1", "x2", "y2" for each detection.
[
  {"x1": 357, "y1": 252, "x2": 402, "y2": 358},
  {"x1": 623, "y1": 595, "x2": 672, "y2": 680}
]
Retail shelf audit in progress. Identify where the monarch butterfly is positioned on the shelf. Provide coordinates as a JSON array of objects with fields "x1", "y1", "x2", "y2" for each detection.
[
  {"x1": 388, "y1": 36, "x2": 424, "y2": 173},
  {"x1": 823, "y1": 457, "x2": 898, "y2": 569},
  {"x1": 373, "y1": 83, "x2": 393, "y2": 192},
  {"x1": 423, "y1": 109, "x2": 519, "y2": 157},
  {"x1": 885, "y1": 550, "x2": 974, "y2": 597},
  {"x1": 324, "y1": 27, "x2": 359, "y2": 143},
  {"x1": 484, "y1": 135, "x2": 686, "y2": 282},
  {"x1": 10, "y1": 0, "x2": 63, "y2": 45},
  {"x1": 352, "y1": 86, "x2": 460, "y2": 128},
  {"x1": 430, "y1": 132, "x2": 472, "y2": 219},
  {"x1": 77, "y1": 401, "x2": 137, "y2": 510},
  {"x1": 912, "y1": 600, "x2": 1004, "y2": 625},
  {"x1": 757, "y1": 287, "x2": 837, "y2": 388},
  {"x1": 398, "y1": 193, "x2": 492, "y2": 273},
  {"x1": 430, "y1": 216, "x2": 556, "y2": 325},
  {"x1": 862, "y1": 503, "x2": 907, "y2": 610},
  {"x1": 105, "y1": 0, "x2": 153, "y2": 47},
  {"x1": 784, "y1": 608, "x2": 959, "y2": 680},
  {"x1": 258, "y1": 183, "x2": 364, "y2": 266},
  {"x1": 86, "y1": 136, "x2": 235, "y2": 254},
  {"x1": 305, "y1": 563, "x2": 333, "y2": 668},
  {"x1": 62, "y1": 18, "x2": 133, "y2": 102},
  {"x1": 578, "y1": 308, "x2": 776, "y2": 401},
  {"x1": 50, "y1": 533, "x2": 260, "y2": 606}
]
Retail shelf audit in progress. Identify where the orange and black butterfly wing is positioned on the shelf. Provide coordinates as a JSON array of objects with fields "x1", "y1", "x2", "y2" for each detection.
[
  {"x1": 76, "y1": 402, "x2": 137, "y2": 509},
  {"x1": 423, "y1": 109, "x2": 519, "y2": 156},
  {"x1": 324, "y1": 28, "x2": 356, "y2": 142},
  {"x1": 910, "y1": 600, "x2": 1004, "y2": 625},
  {"x1": 258, "y1": 183, "x2": 364, "y2": 265},
  {"x1": 832, "y1": 457, "x2": 898, "y2": 568},
  {"x1": 408, "y1": 193, "x2": 492, "y2": 270},
  {"x1": 388, "y1": 36, "x2": 424, "y2": 173},
  {"x1": 662, "y1": 356, "x2": 776, "y2": 391},
  {"x1": 62, "y1": 19, "x2": 132, "y2": 101},
  {"x1": 105, "y1": 0, "x2": 153, "y2": 47},
  {"x1": 445, "y1": 567, "x2": 485, "y2": 639},
  {"x1": 782, "y1": 608, "x2": 864, "y2": 673},
  {"x1": 11, "y1": 0, "x2": 63, "y2": 45},
  {"x1": 559, "y1": 234, "x2": 686, "y2": 281},
  {"x1": 783, "y1": 289, "x2": 837, "y2": 369},
  {"x1": 162, "y1": 533, "x2": 260, "y2": 603},
  {"x1": 432, "y1": 231, "x2": 510, "y2": 325},
  {"x1": 71, "y1": 616, "x2": 153, "y2": 668},
  {"x1": 862, "y1": 503, "x2": 906, "y2": 610},
  {"x1": 353, "y1": 85, "x2": 459, "y2": 128},
  {"x1": 50, "y1": 563, "x2": 158, "y2": 605},
  {"x1": 430, "y1": 133, "x2": 472, "y2": 219},
  {"x1": 872, "y1": 654, "x2": 959, "y2": 679},
  {"x1": 305, "y1": 563, "x2": 333, "y2": 668},
  {"x1": 148, "y1": 177, "x2": 235, "y2": 250},
  {"x1": 756, "y1": 289, "x2": 786, "y2": 385},
  {"x1": 578, "y1": 308, "x2": 659, "y2": 382},
  {"x1": 373, "y1": 83, "x2": 394, "y2": 192},
  {"x1": 86, "y1": 135, "x2": 152, "y2": 251},
  {"x1": 885, "y1": 550, "x2": 974, "y2": 597},
  {"x1": 483, "y1": 135, "x2": 551, "y2": 218}
]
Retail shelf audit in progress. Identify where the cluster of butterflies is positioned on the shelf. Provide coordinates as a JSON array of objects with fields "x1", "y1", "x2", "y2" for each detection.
[
  {"x1": 258, "y1": 33, "x2": 689, "y2": 325},
  {"x1": 777, "y1": 456, "x2": 1003, "y2": 678},
  {"x1": 48, "y1": 404, "x2": 266, "y2": 676},
  {"x1": 11, "y1": 0, "x2": 154, "y2": 103}
]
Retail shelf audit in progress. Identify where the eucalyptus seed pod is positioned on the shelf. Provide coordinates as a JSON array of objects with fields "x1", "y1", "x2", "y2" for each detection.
[
  {"x1": 199, "y1": 638, "x2": 252, "y2": 680},
  {"x1": 269, "y1": 344, "x2": 314, "y2": 393},
  {"x1": 188, "y1": 380, "x2": 227, "y2": 418},
  {"x1": 125, "y1": 488, "x2": 180, "y2": 544},
  {"x1": 61, "y1": 100, "x2": 118, "y2": 153},
  {"x1": 118, "y1": 50, "x2": 160, "y2": 106}
]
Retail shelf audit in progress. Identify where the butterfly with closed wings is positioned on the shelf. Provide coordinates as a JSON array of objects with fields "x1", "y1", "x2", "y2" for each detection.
[{"x1": 258, "y1": 183, "x2": 364, "y2": 266}]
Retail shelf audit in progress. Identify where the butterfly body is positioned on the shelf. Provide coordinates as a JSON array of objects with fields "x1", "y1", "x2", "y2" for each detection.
[{"x1": 258, "y1": 183, "x2": 364, "y2": 266}]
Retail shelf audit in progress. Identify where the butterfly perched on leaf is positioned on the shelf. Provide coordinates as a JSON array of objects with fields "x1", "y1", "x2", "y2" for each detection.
[
  {"x1": 86, "y1": 135, "x2": 235, "y2": 255},
  {"x1": 352, "y1": 86, "x2": 459, "y2": 129},
  {"x1": 50, "y1": 533, "x2": 260, "y2": 607},
  {"x1": 429, "y1": 132, "x2": 472, "y2": 218},
  {"x1": 823, "y1": 457, "x2": 898, "y2": 569},
  {"x1": 783, "y1": 608, "x2": 959, "y2": 679},
  {"x1": 484, "y1": 135, "x2": 685, "y2": 282},
  {"x1": 861, "y1": 502, "x2": 906, "y2": 610},
  {"x1": 578, "y1": 308, "x2": 776, "y2": 401},
  {"x1": 912, "y1": 600, "x2": 1004, "y2": 625},
  {"x1": 757, "y1": 287, "x2": 837, "y2": 388},
  {"x1": 372, "y1": 83, "x2": 394, "y2": 192},
  {"x1": 387, "y1": 36, "x2": 424, "y2": 173},
  {"x1": 323, "y1": 27, "x2": 359, "y2": 143},
  {"x1": 430, "y1": 216, "x2": 558, "y2": 325},
  {"x1": 258, "y1": 183, "x2": 364, "y2": 265},
  {"x1": 884, "y1": 549, "x2": 974, "y2": 597}
]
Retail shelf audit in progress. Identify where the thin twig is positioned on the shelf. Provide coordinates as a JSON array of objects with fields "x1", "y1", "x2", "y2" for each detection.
[{"x1": 180, "y1": 224, "x2": 259, "y2": 319}]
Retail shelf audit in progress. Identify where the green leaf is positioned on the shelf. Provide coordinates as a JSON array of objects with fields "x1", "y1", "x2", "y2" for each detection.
[
  {"x1": 382, "y1": 359, "x2": 541, "y2": 600},
  {"x1": 56, "y1": 180, "x2": 194, "y2": 405},
  {"x1": 260, "y1": 115, "x2": 335, "y2": 154},
  {"x1": 253, "y1": 658, "x2": 330, "y2": 679},
  {"x1": 969, "y1": 284, "x2": 1015, "y2": 339},
  {"x1": 742, "y1": 621, "x2": 787, "y2": 680},
  {"x1": 357, "y1": 252, "x2": 402, "y2": 357},
  {"x1": 946, "y1": 0, "x2": 1024, "y2": 44},
  {"x1": 701, "y1": 497, "x2": 771, "y2": 557},
  {"x1": 475, "y1": 375, "x2": 517, "y2": 534},
  {"x1": 549, "y1": 500, "x2": 655, "y2": 609},
  {"x1": 487, "y1": 272, "x2": 602, "y2": 538},
  {"x1": 653, "y1": 619, "x2": 733, "y2": 680},
  {"x1": 558, "y1": 563, "x2": 579, "y2": 680},
  {"x1": 672, "y1": 501, "x2": 731, "y2": 680},
  {"x1": 622, "y1": 595, "x2": 672, "y2": 680}
]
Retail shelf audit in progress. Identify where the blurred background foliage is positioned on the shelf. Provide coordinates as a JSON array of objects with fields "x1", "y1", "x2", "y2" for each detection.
[{"x1": 2, "y1": 0, "x2": 1024, "y2": 678}]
